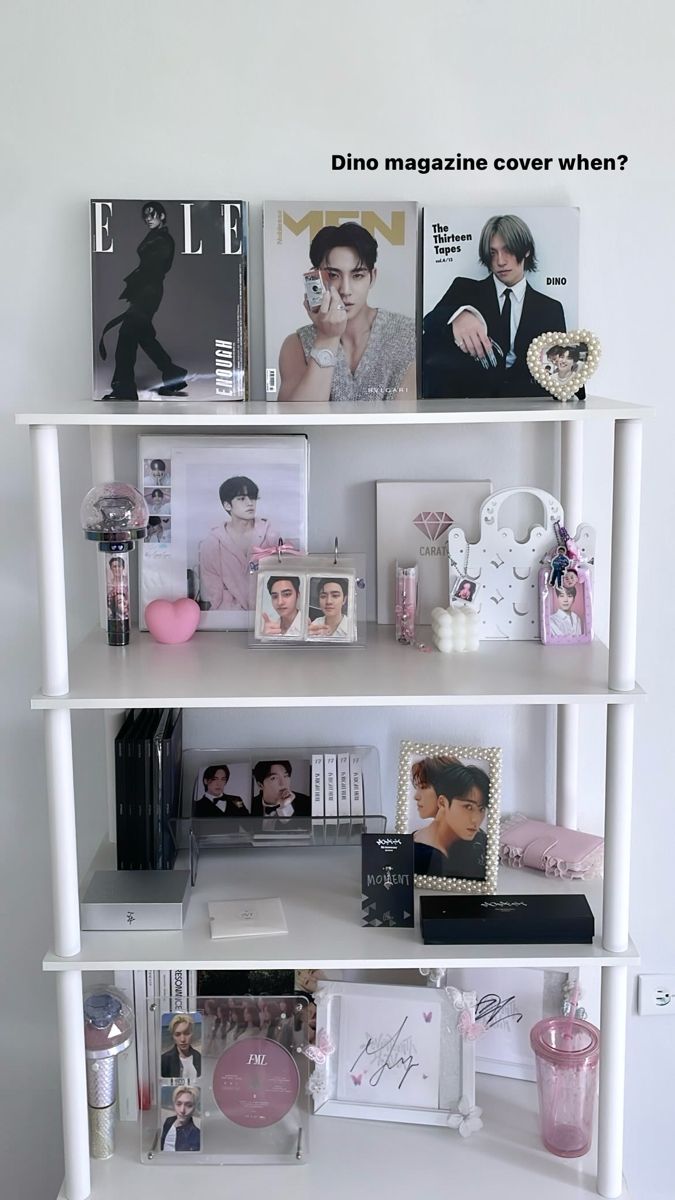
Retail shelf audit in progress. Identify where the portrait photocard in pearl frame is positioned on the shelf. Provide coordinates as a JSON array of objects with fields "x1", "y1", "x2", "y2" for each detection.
[
  {"x1": 526, "y1": 330, "x2": 601, "y2": 402},
  {"x1": 395, "y1": 742, "x2": 501, "y2": 894}
]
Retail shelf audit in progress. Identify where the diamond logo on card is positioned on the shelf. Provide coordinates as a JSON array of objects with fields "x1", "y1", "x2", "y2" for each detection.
[{"x1": 413, "y1": 511, "x2": 453, "y2": 541}]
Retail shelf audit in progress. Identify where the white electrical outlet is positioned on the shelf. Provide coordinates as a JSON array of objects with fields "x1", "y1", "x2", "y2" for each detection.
[{"x1": 637, "y1": 974, "x2": 675, "y2": 1016}]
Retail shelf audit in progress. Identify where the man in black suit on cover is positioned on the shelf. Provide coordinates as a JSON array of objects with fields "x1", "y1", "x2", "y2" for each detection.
[
  {"x1": 423, "y1": 214, "x2": 567, "y2": 399},
  {"x1": 250, "y1": 760, "x2": 311, "y2": 818},
  {"x1": 98, "y1": 201, "x2": 187, "y2": 401},
  {"x1": 193, "y1": 764, "x2": 248, "y2": 818}
]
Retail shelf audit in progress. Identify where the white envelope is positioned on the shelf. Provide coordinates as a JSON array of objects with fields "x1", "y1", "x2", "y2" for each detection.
[{"x1": 208, "y1": 897, "x2": 288, "y2": 939}]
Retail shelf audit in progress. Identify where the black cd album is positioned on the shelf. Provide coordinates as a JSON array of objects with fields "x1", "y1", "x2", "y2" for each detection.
[
  {"x1": 361, "y1": 833, "x2": 414, "y2": 928},
  {"x1": 90, "y1": 199, "x2": 248, "y2": 402}
]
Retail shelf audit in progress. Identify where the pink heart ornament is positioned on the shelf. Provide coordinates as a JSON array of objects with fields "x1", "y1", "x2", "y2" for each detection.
[{"x1": 145, "y1": 598, "x2": 200, "y2": 644}]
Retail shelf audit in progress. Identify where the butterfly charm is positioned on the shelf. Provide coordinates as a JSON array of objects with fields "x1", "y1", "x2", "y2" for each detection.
[
  {"x1": 422, "y1": 1011, "x2": 433, "y2": 1023},
  {"x1": 448, "y1": 1095, "x2": 483, "y2": 1138},
  {"x1": 445, "y1": 986, "x2": 473, "y2": 1011},
  {"x1": 350, "y1": 1072, "x2": 363, "y2": 1086},
  {"x1": 457, "y1": 1009, "x2": 487, "y2": 1042},
  {"x1": 299, "y1": 1028, "x2": 335, "y2": 1067}
]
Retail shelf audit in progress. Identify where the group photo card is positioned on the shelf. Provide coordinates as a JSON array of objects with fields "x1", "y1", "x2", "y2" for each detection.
[
  {"x1": 91, "y1": 199, "x2": 248, "y2": 402},
  {"x1": 263, "y1": 201, "x2": 418, "y2": 402},
  {"x1": 395, "y1": 742, "x2": 501, "y2": 893},
  {"x1": 422, "y1": 205, "x2": 579, "y2": 399},
  {"x1": 139, "y1": 435, "x2": 309, "y2": 631}
]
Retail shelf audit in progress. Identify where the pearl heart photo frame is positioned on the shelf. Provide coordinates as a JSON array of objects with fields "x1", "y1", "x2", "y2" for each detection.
[{"x1": 526, "y1": 330, "x2": 601, "y2": 402}]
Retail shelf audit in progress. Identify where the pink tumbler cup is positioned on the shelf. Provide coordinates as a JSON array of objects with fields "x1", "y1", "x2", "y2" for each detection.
[{"x1": 529, "y1": 1017, "x2": 600, "y2": 1158}]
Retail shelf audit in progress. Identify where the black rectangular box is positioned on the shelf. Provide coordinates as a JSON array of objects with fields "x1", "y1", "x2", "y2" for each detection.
[
  {"x1": 361, "y1": 834, "x2": 414, "y2": 928},
  {"x1": 420, "y1": 893, "x2": 594, "y2": 945}
]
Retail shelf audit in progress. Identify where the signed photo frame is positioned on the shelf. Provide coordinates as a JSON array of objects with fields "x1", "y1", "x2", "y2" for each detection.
[
  {"x1": 312, "y1": 980, "x2": 475, "y2": 1126},
  {"x1": 395, "y1": 742, "x2": 501, "y2": 894}
]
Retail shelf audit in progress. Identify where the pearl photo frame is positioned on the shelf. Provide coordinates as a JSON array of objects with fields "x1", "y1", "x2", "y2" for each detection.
[{"x1": 395, "y1": 741, "x2": 501, "y2": 895}]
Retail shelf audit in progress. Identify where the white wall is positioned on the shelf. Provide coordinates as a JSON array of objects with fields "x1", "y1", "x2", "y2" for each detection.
[{"x1": 1, "y1": 2, "x2": 671, "y2": 1197}]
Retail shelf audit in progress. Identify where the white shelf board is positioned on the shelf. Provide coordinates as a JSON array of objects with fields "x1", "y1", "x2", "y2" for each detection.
[
  {"x1": 56, "y1": 1073, "x2": 629, "y2": 1200},
  {"x1": 31, "y1": 627, "x2": 643, "y2": 710},
  {"x1": 17, "y1": 393, "x2": 648, "y2": 427},
  {"x1": 43, "y1": 848, "x2": 638, "y2": 972}
]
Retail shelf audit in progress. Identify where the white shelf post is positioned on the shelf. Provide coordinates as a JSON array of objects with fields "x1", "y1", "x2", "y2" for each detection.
[
  {"x1": 31, "y1": 425, "x2": 91, "y2": 1197},
  {"x1": 556, "y1": 419, "x2": 584, "y2": 827},
  {"x1": 608, "y1": 420, "x2": 643, "y2": 693},
  {"x1": 597, "y1": 965, "x2": 628, "y2": 1198},
  {"x1": 57, "y1": 972, "x2": 91, "y2": 1200},
  {"x1": 31, "y1": 425, "x2": 70, "y2": 697},
  {"x1": 597, "y1": 417, "x2": 642, "y2": 1198},
  {"x1": 603, "y1": 704, "x2": 634, "y2": 954}
]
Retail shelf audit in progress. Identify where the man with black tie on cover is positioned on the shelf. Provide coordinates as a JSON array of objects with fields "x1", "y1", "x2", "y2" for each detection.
[
  {"x1": 422, "y1": 214, "x2": 566, "y2": 398},
  {"x1": 193, "y1": 764, "x2": 247, "y2": 817},
  {"x1": 250, "y1": 760, "x2": 311, "y2": 818}
]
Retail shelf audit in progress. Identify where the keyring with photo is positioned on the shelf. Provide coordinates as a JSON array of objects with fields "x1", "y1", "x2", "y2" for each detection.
[{"x1": 539, "y1": 561, "x2": 593, "y2": 646}]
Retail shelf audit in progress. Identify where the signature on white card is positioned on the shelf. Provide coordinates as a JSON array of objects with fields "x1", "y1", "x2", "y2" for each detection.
[{"x1": 349, "y1": 1017, "x2": 420, "y2": 1090}]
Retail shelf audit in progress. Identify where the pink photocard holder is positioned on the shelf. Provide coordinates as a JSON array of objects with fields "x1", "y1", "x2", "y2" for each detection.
[{"x1": 500, "y1": 813, "x2": 604, "y2": 881}]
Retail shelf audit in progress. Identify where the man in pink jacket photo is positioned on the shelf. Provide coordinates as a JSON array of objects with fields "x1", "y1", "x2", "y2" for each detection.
[{"x1": 198, "y1": 475, "x2": 280, "y2": 610}]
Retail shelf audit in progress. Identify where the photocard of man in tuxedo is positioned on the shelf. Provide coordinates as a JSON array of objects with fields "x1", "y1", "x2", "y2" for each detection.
[{"x1": 422, "y1": 208, "x2": 579, "y2": 400}]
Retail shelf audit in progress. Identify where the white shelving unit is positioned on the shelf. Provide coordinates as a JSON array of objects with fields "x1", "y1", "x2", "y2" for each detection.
[{"x1": 17, "y1": 394, "x2": 645, "y2": 1200}]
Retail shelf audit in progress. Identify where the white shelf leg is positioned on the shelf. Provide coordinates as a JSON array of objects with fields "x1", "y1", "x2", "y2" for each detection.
[
  {"x1": 555, "y1": 703, "x2": 580, "y2": 827},
  {"x1": 555, "y1": 420, "x2": 584, "y2": 827},
  {"x1": 560, "y1": 418, "x2": 584, "y2": 530},
  {"x1": 609, "y1": 419, "x2": 643, "y2": 692},
  {"x1": 597, "y1": 964, "x2": 628, "y2": 1198},
  {"x1": 57, "y1": 971, "x2": 91, "y2": 1200},
  {"x1": 45, "y1": 708, "x2": 82, "y2": 957},
  {"x1": 30, "y1": 424, "x2": 69, "y2": 696},
  {"x1": 602, "y1": 704, "x2": 634, "y2": 953}
]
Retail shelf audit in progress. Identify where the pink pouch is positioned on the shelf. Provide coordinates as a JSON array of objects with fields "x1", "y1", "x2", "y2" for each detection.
[{"x1": 500, "y1": 813, "x2": 604, "y2": 880}]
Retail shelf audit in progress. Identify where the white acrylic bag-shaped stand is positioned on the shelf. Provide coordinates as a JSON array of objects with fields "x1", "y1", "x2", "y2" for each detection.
[{"x1": 447, "y1": 487, "x2": 595, "y2": 641}]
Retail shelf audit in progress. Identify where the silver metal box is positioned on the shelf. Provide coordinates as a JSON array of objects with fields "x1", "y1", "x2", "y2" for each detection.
[{"x1": 80, "y1": 870, "x2": 191, "y2": 930}]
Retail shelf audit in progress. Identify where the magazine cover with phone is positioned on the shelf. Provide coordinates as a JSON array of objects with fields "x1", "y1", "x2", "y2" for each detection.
[
  {"x1": 263, "y1": 201, "x2": 418, "y2": 403},
  {"x1": 422, "y1": 206, "x2": 579, "y2": 399},
  {"x1": 91, "y1": 200, "x2": 248, "y2": 402},
  {"x1": 138, "y1": 435, "x2": 308, "y2": 631}
]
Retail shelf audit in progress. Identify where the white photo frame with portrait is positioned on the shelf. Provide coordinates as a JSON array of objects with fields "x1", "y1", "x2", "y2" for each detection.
[
  {"x1": 312, "y1": 980, "x2": 475, "y2": 1126},
  {"x1": 395, "y1": 741, "x2": 501, "y2": 894},
  {"x1": 138, "y1": 435, "x2": 309, "y2": 631}
]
